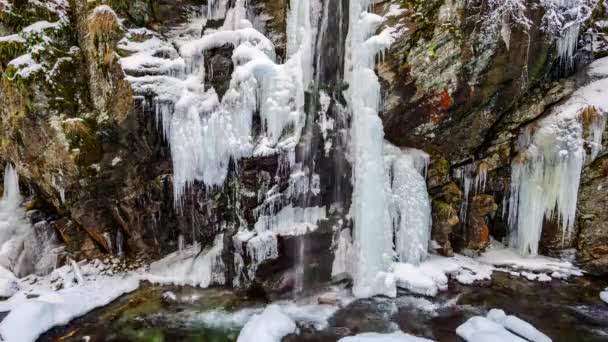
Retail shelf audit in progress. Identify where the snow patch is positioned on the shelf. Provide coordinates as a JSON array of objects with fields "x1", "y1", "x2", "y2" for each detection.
[
  {"x1": 339, "y1": 332, "x2": 434, "y2": 342},
  {"x1": 236, "y1": 304, "x2": 296, "y2": 342}
]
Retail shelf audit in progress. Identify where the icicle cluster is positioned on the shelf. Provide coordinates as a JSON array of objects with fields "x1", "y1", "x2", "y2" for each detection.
[
  {"x1": 508, "y1": 58, "x2": 608, "y2": 256},
  {"x1": 122, "y1": 0, "x2": 316, "y2": 205}
]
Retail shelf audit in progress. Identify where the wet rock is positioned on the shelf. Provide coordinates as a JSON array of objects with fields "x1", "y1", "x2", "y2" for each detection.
[
  {"x1": 576, "y1": 155, "x2": 608, "y2": 275},
  {"x1": 464, "y1": 195, "x2": 497, "y2": 253},
  {"x1": 318, "y1": 292, "x2": 338, "y2": 306},
  {"x1": 328, "y1": 299, "x2": 396, "y2": 334},
  {"x1": 431, "y1": 200, "x2": 459, "y2": 257}
]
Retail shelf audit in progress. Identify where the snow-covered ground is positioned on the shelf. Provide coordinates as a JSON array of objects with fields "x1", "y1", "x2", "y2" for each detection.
[
  {"x1": 389, "y1": 241, "x2": 582, "y2": 297},
  {"x1": 0, "y1": 260, "x2": 139, "y2": 342}
]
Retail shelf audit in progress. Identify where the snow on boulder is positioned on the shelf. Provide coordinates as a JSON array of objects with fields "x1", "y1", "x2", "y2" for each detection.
[
  {"x1": 600, "y1": 288, "x2": 608, "y2": 304},
  {"x1": 457, "y1": 309, "x2": 551, "y2": 342},
  {"x1": 237, "y1": 304, "x2": 297, "y2": 342},
  {"x1": 338, "y1": 331, "x2": 434, "y2": 342},
  {"x1": 486, "y1": 309, "x2": 551, "y2": 342}
]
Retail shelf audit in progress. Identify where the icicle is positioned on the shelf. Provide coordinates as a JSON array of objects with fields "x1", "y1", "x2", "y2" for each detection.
[
  {"x1": 178, "y1": 234, "x2": 185, "y2": 252},
  {"x1": 457, "y1": 164, "x2": 475, "y2": 225},
  {"x1": 475, "y1": 162, "x2": 489, "y2": 194},
  {"x1": 556, "y1": 24, "x2": 580, "y2": 72},
  {"x1": 116, "y1": 229, "x2": 124, "y2": 257},
  {"x1": 508, "y1": 79, "x2": 608, "y2": 255}
]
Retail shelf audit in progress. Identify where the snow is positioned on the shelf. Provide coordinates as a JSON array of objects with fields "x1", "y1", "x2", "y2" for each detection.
[
  {"x1": 236, "y1": 304, "x2": 296, "y2": 342},
  {"x1": 388, "y1": 243, "x2": 581, "y2": 297},
  {"x1": 477, "y1": 247, "x2": 582, "y2": 277},
  {"x1": 391, "y1": 255, "x2": 492, "y2": 297},
  {"x1": 339, "y1": 332, "x2": 433, "y2": 342},
  {"x1": 508, "y1": 57, "x2": 608, "y2": 256},
  {"x1": 457, "y1": 316, "x2": 528, "y2": 342},
  {"x1": 457, "y1": 309, "x2": 551, "y2": 342},
  {"x1": 0, "y1": 260, "x2": 139, "y2": 342},
  {"x1": 22, "y1": 20, "x2": 60, "y2": 34},
  {"x1": 8, "y1": 53, "x2": 43, "y2": 78},
  {"x1": 0, "y1": 34, "x2": 25, "y2": 43},
  {"x1": 487, "y1": 309, "x2": 552, "y2": 342}
]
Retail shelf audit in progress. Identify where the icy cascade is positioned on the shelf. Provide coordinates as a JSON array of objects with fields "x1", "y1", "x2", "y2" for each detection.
[
  {"x1": 345, "y1": 0, "x2": 397, "y2": 298},
  {"x1": 384, "y1": 144, "x2": 431, "y2": 265},
  {"x1": 508, "y1": 58, "x2": 608, "y2": 256}
]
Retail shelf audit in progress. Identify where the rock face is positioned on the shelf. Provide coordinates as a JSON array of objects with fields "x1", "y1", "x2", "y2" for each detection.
[{"x1": 0, "y1": 0, "x2": 607, "y2": 285}]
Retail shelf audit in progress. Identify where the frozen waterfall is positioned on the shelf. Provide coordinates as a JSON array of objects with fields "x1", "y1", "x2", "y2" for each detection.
[
  {"x1": 344, "y1": 0, "x2": 398, "y2": 298},
  {"x1": 122, "y1": 0, "x2": 436, "y2": 297}
]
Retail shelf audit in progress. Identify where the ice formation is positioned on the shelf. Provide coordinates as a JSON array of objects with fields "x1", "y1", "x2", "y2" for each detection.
[
  {"x1": 123, "y1": 0, "x2": 315, "y2": 203},
  {"x1": 345, "y1": 0, "x2": 398, "y2": 299},
  {"x1": 143, "y1": 234, "x2": 226, "y2": 288},
  {"x1": 457, "y1": 309, "x2": 552, "y2": 342},
  {"x1": 0, "y1": 164, "x2": 61, "y2": 292},
  {"x1": 384, "y1": 144, "x2": 431, "y2": 265},
  {"x1": 508, "y1": 58, "x2": 608, "y2": 256}
]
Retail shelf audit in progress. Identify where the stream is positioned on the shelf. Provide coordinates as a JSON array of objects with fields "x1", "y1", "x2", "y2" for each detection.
[{"x1": 41, "y1": 273, "x2": 608, "y2": 342}]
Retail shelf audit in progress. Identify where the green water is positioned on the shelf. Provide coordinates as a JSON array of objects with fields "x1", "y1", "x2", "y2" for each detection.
[{"x1": 39, "y1": 285, "x2": 256, "y2": 342}]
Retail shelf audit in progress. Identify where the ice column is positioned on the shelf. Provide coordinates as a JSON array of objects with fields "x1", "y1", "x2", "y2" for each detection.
[{"x1": 345, "y1": 0, "x2": 396, "y2": 298}]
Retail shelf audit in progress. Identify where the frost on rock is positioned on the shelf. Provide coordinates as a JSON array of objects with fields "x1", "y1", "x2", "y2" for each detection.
[
  {"x1": 384, "y1": 143, "x2": 431, "y2": 265},
  {"x1": 507, "y1": 57, "x2": 608, "y2": 256},
  {"x1": 338, "y1": 332, "x2": 434, "y2": 342},
  {"x1": 143, "y1": 234, "x2": 226, "y2": 288},
  {"x1": 457, "y1": 309, "x2": 552, "y2": 342},
  {"x1": 236, "y1": 304, "x2": 297, "y2": 342}
]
